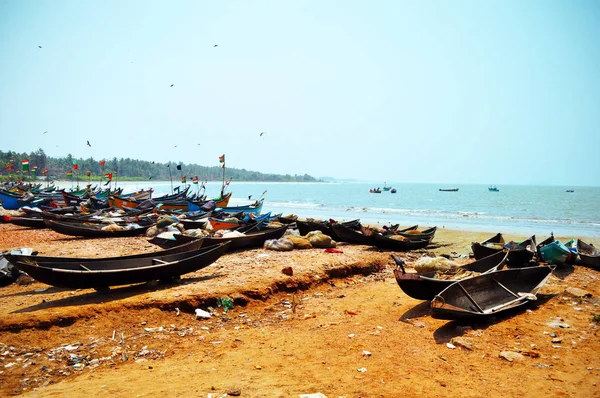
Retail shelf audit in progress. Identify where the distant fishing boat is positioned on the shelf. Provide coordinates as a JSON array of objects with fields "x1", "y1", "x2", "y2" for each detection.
[
  {"x1": 439, "y1": 188, "x2": 459, "y2": 192},
  {"x1": 488, "y1": 185, "x2": 499, "y2": 192},
  {"x1": 566, "y1": 190, "x2": 574, "y2": 193},
  {"x1": 390, "y1": 188, "x2": 397, "y2": 194},
  {"x1": 383, "y1": 182, "x2": 392, "y2": 191}
]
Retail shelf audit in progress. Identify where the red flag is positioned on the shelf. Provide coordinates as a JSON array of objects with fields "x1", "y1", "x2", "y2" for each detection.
[
  {"x1": 219, "y1": 154, "x2": 225, "y2": 163},
  {"x1": 99, "y1": 160, "x2": 106, "y2": 166},
  {"x1": 86, "y1": 170, "x2": 91, "y2": 177},
  {"x1": 104, "y1": 173, "x2": 113, "y2": 180},
  {"x1": 181, "y1": 175, "x2": 186, "y2": 183}
]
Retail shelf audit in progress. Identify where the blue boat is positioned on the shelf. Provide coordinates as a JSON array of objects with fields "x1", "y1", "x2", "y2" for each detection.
[
  {"x1": 216, "y1": 198, "x2": 264, "y2": 216},
  {"x1": 539, "y1": 240, "x2": 571, "y2": 265},
  {"x1": 0, "y1": 190, "x2": 23, "y2": 210}
]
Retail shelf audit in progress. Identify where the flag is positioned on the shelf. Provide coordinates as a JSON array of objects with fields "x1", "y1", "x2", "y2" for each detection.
[
  {"x1": 41, "y1": 168, "x2": 48, "y2": 175},
  {"x1": 176, "y1": 165, "x2": 182, "y2": 171},
  {"x1": 104, "y1": 173, "x2": 113, "y2": 180},
  {"x1": 66, "y1": 171, "x2": 73, "y2": 176},
  {"x1": 72, "y1": 159, "x2": 78, "y2": 170},
  {"x1": 22, "y1": 159, "x2": 29, "y2": 172},
  {"x1": 86, "y1": 170, "x2": 91, "y2": 177},
  {"x1": 114, "y1": 168, "x2": 118, "y2": 174},
  {"x1": 181, "y1": 175, "x2": 186, "y2": 183},
  {"x1": 192, "y1": 176, "x2": 199, "y2": 184},
  {"x1": 219, "y1": 154, "x2": 225, "y2": 163},
  {"x1": 32, "y1": 166, "x2": 38, "y2": 175},
  {"x1": 99, "y1": 159, "x2": 106, "y2": 167}
]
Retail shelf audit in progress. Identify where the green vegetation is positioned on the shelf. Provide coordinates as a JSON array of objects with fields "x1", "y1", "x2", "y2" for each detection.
[
  {"x1": 593, "y1": 313, "x2": 600, "y2": 324},
  {"x1": 0, "y1": 149, "x2": 320, "y2": 182}
]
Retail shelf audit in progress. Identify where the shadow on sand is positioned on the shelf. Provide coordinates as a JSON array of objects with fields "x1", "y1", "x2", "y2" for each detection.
[
  {"x1": 11, "y1": 272, "x2": 226, "y2": 314},
  {"x1": 432, "y1": 293, "x2": 558, "y2": 344}
]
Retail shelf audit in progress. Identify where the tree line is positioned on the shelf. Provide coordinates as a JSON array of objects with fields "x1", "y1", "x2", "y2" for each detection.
[{"x1": 0, "y1": 148, "x2": 320, "y2": 182}]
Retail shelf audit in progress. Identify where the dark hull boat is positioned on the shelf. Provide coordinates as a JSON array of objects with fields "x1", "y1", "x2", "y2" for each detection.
[
  {"x1": 330, "y1": 223, "x2": 373, "y2": 245},
  {"x1": 368, "y1": 233, "x2": 430, "y2": 251},
  {"x1": 12, "y1": 242, "x2": 230, "y2": 289},
  {"x1": 394, "y1": 226, "x2": 437, "y2": 242},
  {"x1": 439, "y1": 188, "x2": 459, "y2": 192},
  {"x1": 505, "y1": 236, "x2": 537, "y2": 267},
  {"x1": 393, "y1": 251, "x2": 509, "y2": 301},
  {"x1": 3, "y1": 215, "x2": 46, "y2": 228},
  {"x1": 430, "y1": 266, "x2": 553, "y2": 320},
  {"x1": 5, "y1": 239, "x2": 204, "y2": 265},
  {"x1": 44, "y1": 219, "x2": 152, "y2": 238},
  {"x1": 471, "y1": 233, "x2": 505, "y2": 260},
  {"x1": 576, "y1": 240, "x2": 600, "y2": 268},
  {"x1": 296, "y1": 219, "x2": 360, "y2": 240}
]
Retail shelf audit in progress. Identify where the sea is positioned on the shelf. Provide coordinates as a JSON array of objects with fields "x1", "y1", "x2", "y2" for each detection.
[{"x1": 56, "y1": 180, "x2": 600, "y2": 238}]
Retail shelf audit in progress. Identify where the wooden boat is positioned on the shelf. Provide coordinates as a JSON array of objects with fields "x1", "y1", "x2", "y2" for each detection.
[
  {"x1": 430, "y1": 266, "x2": 554, "y2": 320},
  {"x1": 488, "y1": 186, "x2": 499, "y2": 192},
  {"x1": 215, "y1": 198, "x2": 264, "y2": 216},
  {"x1": 393, "y1": 251, "x2": 509, "y2": 301},
  {"x1": 330, "y1": 223, "x2": 373, "y2": 245},
  {"x1": 187, "y1": 192, "x2": 232, "y2": 210},
  {"x1": 439, "y1": 188, "x2": 459, "y2": 192},
  {"x1": 368, "y1": 233, "x2": 430, "y2": 251},
  {"x1": 296, "y1": 219, "x2": 360, "y2": 240},
  {"x1": 43, "y1": 219, "x2": 152, "y2": 237},
  {"x1": 369, "y1": 188, "x2": 382, "y2": 193},
  {"x1": 536, "y1": 234, "x2": 555, "y2": 260},
  {"x1": 394, "y1": 226, "x2": 437, "y2": 242},
  {"x1": 0, "y1": 189, "x2": 23, "y2": 210},
  {"x1": 471, "y1": 233, "x2": 505, "y2": 260},
  {"x1": 576, "y1": 239, "x2": 600, "y2": 268},
  {"x1": 539, "y1": 240, "x2": 571, "y2": 265},
  {"x1": 566, "y1": 190, "x2": 574, "y2": 193},
  {"x1": 278, "y1": 214, "x2": 298, "y2": 224},
  {"x1": 167, "y1": 225, "x2": 289, "y2": 251},
  {"x1": 3, "y1": 215, "x2": 46, "y2": 228},
  {"x1": 5, "y1": 239, "x2": 204, "y2": 265},
  {"x1": 505, "y1": 236, "x2": 536, "y2": 267},
  {"x1": 11, "y1": 242, "x2": 230, "y2": 289},
  {"x1": 382, "y1": 183, "x2": 391, "y2": 191}
]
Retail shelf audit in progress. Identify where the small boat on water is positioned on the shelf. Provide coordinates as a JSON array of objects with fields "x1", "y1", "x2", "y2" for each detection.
[
  {"x1": 576, "y1": 239, "x2": 600, "y2": 268},
  {"x1": 488, "y1": 185, "x2": 499, "y2": 192},
  {"x1": 439, "y1": 188, "x2": 459, "y2": 192},
  {"x1": 370, "y1": 188, "x2": 382, "y2": 193},
  {"x1": 382, "y1": 183, "x2": 392, "y2": 191},
  {"x1": 430, "y1": 265, "x2": 554, "y2": 320},
  {"x1": 390, "y1": 188, "x2": 397, "y2": 194}
]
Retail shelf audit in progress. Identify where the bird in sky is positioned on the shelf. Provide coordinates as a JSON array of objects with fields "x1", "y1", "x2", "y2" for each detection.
[
  {"x1": 214, "y1": 44, "x2": 218, "y2": 47},
  {"x1": 38, "y1": 46, "x2": 42, "y2": 48},
  {"x1": 55, "y1": 145, "x2": 59, "y2": 147},
  {"x1": 174, "y1": 145, "x2": 178, "y2": 148},
  {"x1": 170, "y1": 84, "x2": 174, "y2": 87},
  {"x1": 197, "y1": 143, "x2": 201, "y2": 146},
  {"x1": 43, "y1": 131, "x2": 48, "y2": 134},
  {"x1": 87, "y1": 140, "x2": 91, "y2": 147},
  {"x1": 248, "y1": 195, "x2": 252, "y2": 200},
  {"x1": 260, "y1": 132, "x2": 266, "y2": 137}
]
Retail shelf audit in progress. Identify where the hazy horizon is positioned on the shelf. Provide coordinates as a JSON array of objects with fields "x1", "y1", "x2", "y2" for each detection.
[{"x1": 1, "y1": 1, "x2": 599, "y2": 186}]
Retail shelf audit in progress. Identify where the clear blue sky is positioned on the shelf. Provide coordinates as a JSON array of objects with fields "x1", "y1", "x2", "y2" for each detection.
[{"x1": 1, "y1": 0, "x2": 599, "y2": 185}]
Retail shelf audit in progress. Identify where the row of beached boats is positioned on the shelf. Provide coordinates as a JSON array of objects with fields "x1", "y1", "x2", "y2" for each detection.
[{"x1": 392, "y1": 231, "x2": 599, "y2": 320}]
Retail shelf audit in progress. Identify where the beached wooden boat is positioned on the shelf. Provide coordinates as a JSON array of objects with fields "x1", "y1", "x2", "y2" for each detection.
[
  {"x1": 11, "y1": 242, "x2": 230, "y2": 289},
  {"x1": 0, "y1": 189, "x2": 23, "y2": 210},
  {"x1": 43, "y1": 219, "x2": 152, "y2": 237},
  {"x1": 505, "y1": 236, "x2": 537, "y2": 267},
  {"x1": 393, "y1": 251, "x2": 509, "y2": 301},
  {"x1": 576, "y1": 239, "x2": 600, "y2": 268},
  {"x1": 368, "y1": 233, "x2": 430, "y2": 251},
  {"x1": 471, "y1": 233, "x2": 505, "y2": 260},
  {"x1": 3, "y1": 215, "x2": 46, "y2": 228},
  {"x1": 394, "y1": 226, "x2": 437, "y2": 242},
  {"x1": 165, "y1": 225, "x2": 289, "y2": 251},
  {"x1": 296, "y1": 219, "x2": 360, "y2": 240},
  {"x1": 5, "y1": 239, "x2": 204, "y2": 265},
  {"x1": 430, "y1": 266, "x2": 554, "y2": 320},
  {"x1": 215, "y1": 198, "x2": 264, "y2": 216},
  {"x1": 330, "y1": 223, "x2": 373, "y2": 245},
  {"x1": 278, "y1": 214, "x2": 298, "y2": 224},
  {"x1": 539, "y1": 240, "x2": 571, "y2": 265}
]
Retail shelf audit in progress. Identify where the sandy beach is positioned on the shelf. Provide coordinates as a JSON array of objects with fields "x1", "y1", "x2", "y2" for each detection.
[{"x1": 0, "y1": 223, "x2": 599, "y2": 397}]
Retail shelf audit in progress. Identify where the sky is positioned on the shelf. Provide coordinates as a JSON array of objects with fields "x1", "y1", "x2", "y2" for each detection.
[{"x1": 1, "y1": 0, "x2": 599, "y2": 186}]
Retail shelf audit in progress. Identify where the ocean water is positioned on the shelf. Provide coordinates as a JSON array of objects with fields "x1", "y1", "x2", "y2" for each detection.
[{"x1": 58, "y1": 181, "x2": 600, "y2": 238}]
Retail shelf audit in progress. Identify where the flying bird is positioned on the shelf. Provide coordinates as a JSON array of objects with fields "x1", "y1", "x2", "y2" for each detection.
[
  {"x1": 87, "y1": 140, "x2": 91, "y2": 147},
  {"x1": 214, "y1": 44, "x2": 218, "y2": 47},
  {"x1": 43, "y1": 131, "x2": 48, "y2": 134},
  {"x1": 174, "y1": 145, "x2": 178, "y2": 148},
  {"x1": 38, "y1": 46, "x2": 42, "y2": 48},
  {"x1": 260, "y1": 132, "x2": 266, "y2": 137},
  {"x1": 170, "y1": 84, "x2": 174, "y2": 87}
]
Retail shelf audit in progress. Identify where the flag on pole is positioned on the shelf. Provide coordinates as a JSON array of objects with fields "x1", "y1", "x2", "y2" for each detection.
[
  {"x1": 181, "y1": 175, "x2": 186, "y2": 183},
  {"x1": 99, "y1": 159, "x2": 106, "y2": 166},
  {"x1": 22, "y1": 159, "x2": 29, "y2": 172},
  {"x1": 192, "y1": 176, "x2": 199, "y2": 184},
  {"x1": 72, "y1": 160, "x2": 78, "y2": 170},
  {"x1": 86, "y1": 170, "x2": 91, "y2": 177},
  {"x1": 104, "y1": 173, "x2": 113, "y2": 180},
  {"x1": 219, "y1": 154, "x2": 225, "y2": 163},
  {"x1": 32, "y1": 166, "x2": 38, "y2": 175},
  {"x1": 114, "y1": 168, "x2": 118, "y2": 174},
  {"x1": 41, "y1": 168, "x2": 48, "y2": 175},
  {"x1": 66, "y1": 171, "x2": 73, "y2": 176}
]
